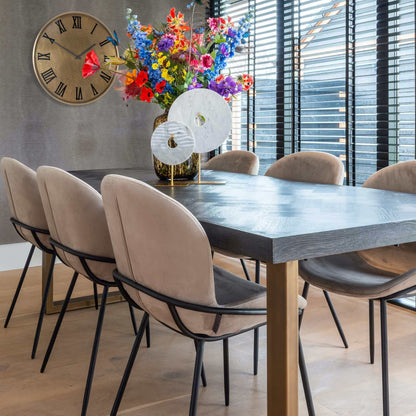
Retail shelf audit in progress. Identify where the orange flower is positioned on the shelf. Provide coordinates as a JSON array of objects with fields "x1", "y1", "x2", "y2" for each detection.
[
  {"x1": 125, "y1": 69, "x2": 137, "y2": 85},
  {"x1": 167, "y1": 8, "x2": 190, "y2": 32}
]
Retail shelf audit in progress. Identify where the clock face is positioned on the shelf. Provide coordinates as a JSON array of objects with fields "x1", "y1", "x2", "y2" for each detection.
[{"x1": 32, "y1": 12, "x2": 119, "y2": 105}]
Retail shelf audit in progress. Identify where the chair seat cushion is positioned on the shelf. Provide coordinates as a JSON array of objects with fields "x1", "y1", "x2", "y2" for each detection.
[
  {"x1": 299, "y1": 252, "x2": 416, "y2": 299},
  {"x1": 214, "y1": 265, "x2": 307, "y2": 310}
]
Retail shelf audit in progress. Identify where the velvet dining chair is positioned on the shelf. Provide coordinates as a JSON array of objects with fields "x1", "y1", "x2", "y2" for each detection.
[
  {"x1": 1, "y1": 157, "x2": 57, "y2": 359},
  {"x1": 101, "y1": 174, "x2": 315, "y2": 416},
  {"x1": 36, "y1": 166, "x2": 143, "y2": 416},
  {"x1": 299, "y1": 160, "x2": 416, "y2": 416}
]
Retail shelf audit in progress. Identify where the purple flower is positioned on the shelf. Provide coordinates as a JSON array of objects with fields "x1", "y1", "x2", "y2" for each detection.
[
  {"x1": 227, "y1": 28, "x2": 236, "y2": 38},
  {"x1": 158, "y1": 35, "x2": 175, "y2": 52},
  {"x1": 220, "y1": 44, "x2": 229, "y2": 57}
]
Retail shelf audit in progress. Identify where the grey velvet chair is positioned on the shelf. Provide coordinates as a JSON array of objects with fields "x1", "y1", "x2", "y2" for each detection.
[
  {"x1": 36, "y1": 166, "x2": 142, "y2": 416},
  {"x1": 203, "y1": 150, "x2": 262, "y2": 374},
  {"x1": 299, "y1": 160, "x2": 416, "y2": 416},
  {"x1": 101, "y1": 174, "x2": 314, "y2": 416},
  {"x1": 1, "y1": 157, "x2": 57, "y2": 359},
  {"x1": 265, "y1": 151, "x2": 349, "y2": 348}
]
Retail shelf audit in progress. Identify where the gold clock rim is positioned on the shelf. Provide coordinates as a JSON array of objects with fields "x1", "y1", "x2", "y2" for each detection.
[{"x1": 32, "y1": 11, "x2": 119, "y2": 106}]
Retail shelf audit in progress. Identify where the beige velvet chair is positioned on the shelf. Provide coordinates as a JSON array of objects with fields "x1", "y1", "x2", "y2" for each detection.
[
  {"x1": 299, "y1": 160, "x2": 416, "y2": 416},
  {"x1": 1, "y1": 157, "x2": 57, "y2": 359},
  {"x1": 36, "y1": 166, "x2": 141, "y2": 416},
  {"x1": 101, "y1": 174, "x2": 314, "y2": 416},
  {"x1": 203, "y1": 150, "x2": 259, "y2": 175},
  {"x1": 203, "y1": 150, "x2": 262, "y2": 374},
  {"x1": 266, "y1": 151, "x2": 349, "y2": 348}
]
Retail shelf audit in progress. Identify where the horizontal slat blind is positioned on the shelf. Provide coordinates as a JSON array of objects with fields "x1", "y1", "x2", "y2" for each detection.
[{"x1": 211, "y1": 0, "x2": 415, "y2": 182}]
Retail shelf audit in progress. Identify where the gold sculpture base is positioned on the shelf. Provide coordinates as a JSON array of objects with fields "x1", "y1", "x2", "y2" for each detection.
[
  {"x1": 188, "y1": 154, "x2": 226, "y2": 185},
  {"x1": 154, "y1": 165, "x2": 190, "y2": 187}
]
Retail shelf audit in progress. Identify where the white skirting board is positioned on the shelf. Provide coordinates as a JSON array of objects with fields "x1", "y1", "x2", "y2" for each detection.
[{"x1": 0, "y1": 242, "x2": 44, "y2": 271}]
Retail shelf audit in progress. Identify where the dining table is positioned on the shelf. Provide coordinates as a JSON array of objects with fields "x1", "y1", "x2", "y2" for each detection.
[{"x1": 41, "y1": 167, "x2": 416, "y2": 416}]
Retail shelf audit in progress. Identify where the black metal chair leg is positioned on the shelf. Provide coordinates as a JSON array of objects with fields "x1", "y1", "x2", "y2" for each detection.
[
  {"x1": 110, "y1": 313, "x2": 149, "y2": 416},
  {"x1": 223, "y1": 338, "x2": 230, "y2": 406},
  {"x1": 240, "y1": 259, "x2": 251, "y2": 281},
  {"x1": 145, "y1": 321, "x2": 151, "y2": 348},
  {"x1": 369, "y1": 299, "x2": 375, "y2": 364},
  {"x1": 380, "y1": 299, "x2": 390, "y2": 416},
  {"x1": 194, "y1": 339, "x2": 207, "y2": 387},
  {"x1": 4, "y1": 244, "x2": 35, "y2": 328},
  {"x1": 128, "y1": 304, "x2": 138, "y2": 335},
  {"x1": 31, "y1": 253, "x2": 56, "y2": 359},
  {"x1": 41, "y1": 271, "x2": 79, "y2": 373},
  {"x1": 323, "y1": 290, "x2": 349, "y2": 348},
  {"x1": 299, "y1": 282, "x2": 310, "y2": 328},
  {"x1": 93, "y1": 283, "x2": 99, "y2": 310},
  {"x1": 299, "y1": 337, "x2": 315, "y2": 416},
  {"x1": 81, "y1": 285, "x2": 109, "y2": 416},
  {"x1": 189, "y1": 340, "x2": 205, "y2": 416}
]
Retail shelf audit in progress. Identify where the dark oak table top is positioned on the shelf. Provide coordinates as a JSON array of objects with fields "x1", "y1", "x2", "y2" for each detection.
[{"x1": 72, "y1": 168, "x2": 416, "y2": 264}]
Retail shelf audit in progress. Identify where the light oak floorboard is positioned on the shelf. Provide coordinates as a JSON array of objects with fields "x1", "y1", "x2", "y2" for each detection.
[{"x1": 1, "y1": 254, "x2": 416, "y2": 415}]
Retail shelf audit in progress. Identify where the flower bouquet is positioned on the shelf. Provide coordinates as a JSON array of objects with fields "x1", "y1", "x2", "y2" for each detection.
[{"x1": 82, "y1": 4, "x2": 254, "y2": 179}]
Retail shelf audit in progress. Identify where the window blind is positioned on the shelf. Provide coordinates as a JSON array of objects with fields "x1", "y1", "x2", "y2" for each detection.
[{"x1": 211, "y1": 0, "x2": 416, "y2": 183}]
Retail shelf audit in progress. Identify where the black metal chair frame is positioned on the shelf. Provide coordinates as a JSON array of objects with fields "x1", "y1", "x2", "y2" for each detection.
[
  {"x1": 40, "y1": 238, "x2": 146, "y2": 416},
  {"x1": 110, "y1": 269, "x2": 315, "y2": 416},
  {"x1": 6, "y1": 217, "x2": 56, "y2": 359}
]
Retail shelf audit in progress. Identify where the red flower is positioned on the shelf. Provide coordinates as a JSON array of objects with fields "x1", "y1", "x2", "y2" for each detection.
[
  {"x1": 82, "y1": 50, "x2": 101, "y2": 78},
  {"x1": 140, "y1": 86, "x2": 154, "y2": 102},
  {"x1": 155, "y1": 80, "x2": 166, "y2": 94},
  {"x1": 240, "y1": 74, "x2": 254, "y2": 91},
  {"x1": 135, "y1": 70, "x2": 148, "y2": 87},
  {"x1": 201, "y1": 54, "x2": 214, "y2": 69}
]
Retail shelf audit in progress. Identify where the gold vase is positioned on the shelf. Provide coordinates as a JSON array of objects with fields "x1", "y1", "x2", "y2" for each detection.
[{"x1": 153, "y1": 110, "x2": 198, "y2": 181}]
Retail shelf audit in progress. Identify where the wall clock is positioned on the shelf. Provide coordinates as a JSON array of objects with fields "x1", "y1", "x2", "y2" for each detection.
[{"x1": 32, "y1": 12, "x2": 118, "y2": 105}]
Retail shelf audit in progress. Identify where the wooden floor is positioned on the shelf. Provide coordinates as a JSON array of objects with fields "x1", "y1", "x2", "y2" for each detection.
[{"x1": 1, "y1": 254, "x2": 416, "y2": 416}]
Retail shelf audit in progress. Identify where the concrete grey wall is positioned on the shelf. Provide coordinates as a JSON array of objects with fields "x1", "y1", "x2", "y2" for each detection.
[{"x1": 0, "y1": 0, "x2": 189, "y2": 244}]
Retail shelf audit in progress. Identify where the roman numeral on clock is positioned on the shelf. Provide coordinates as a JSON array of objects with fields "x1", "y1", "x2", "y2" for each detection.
[
  {"x1": 72, "y1": 16, "x2": 82, "y2": 29},
  {"x1": 42, "y1": 32, "x2": 55, "y2": 44},
  {"x1": 100, "y1": 71, "x2": 112, "y2": 83},
  {"x1": 99, "y1": 38, "x2": 110, "y2": 47},
  {"x1": 55, "y1": 19, "x2": 67, "y2": 34},
  {"x1": 40, "y1": 68, "x2": 57, "y2": 84},
  {"x1": 75, "y1": 87, "x2": 83, "y2": 101},
  {"x1": 37, "y1": 52, "x2": 50, "y2": 60},
  {"x1": 91, "y1": 84, "x2": 99, "y2": 96},
  {"x1": 90, "y1": 23, "x2": 98, "y2": 35},
  {"x1": 54, "y1": 82, "x2": 67, "y2": 97}
]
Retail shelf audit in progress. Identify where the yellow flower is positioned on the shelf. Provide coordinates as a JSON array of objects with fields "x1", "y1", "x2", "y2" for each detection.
[
  {"x1": 173, "y1": 66, "x2": 178, "y2": 71},
  {"x1": 152, "y1": 63, "x2": 158, "y2": 70},
  {"x1": 158, "y1": 56, "x2": 167, "y2": 66},
  {"x1": 161, "y1": 69, "x2": 174, "y2": 82},
  {"x1": 166, "y1": 61, "x2": 171, "y2": 68}
]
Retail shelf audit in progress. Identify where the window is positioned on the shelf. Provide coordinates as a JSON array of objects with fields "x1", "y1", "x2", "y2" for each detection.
[{"x1": 211, "y1": 0, "x2": 416, "y2": 183}]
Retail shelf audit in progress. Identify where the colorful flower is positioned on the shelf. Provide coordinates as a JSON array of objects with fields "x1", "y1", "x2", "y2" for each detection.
[
  {"x1": 201, "y1": 54, "x2": 214, "y2": 69},
  {"x1": 135, "y1": 70, "x2": 148, "y2": 87},
  {"x1": 82, "y1": 50, "x2": 101, "y2": 78},
  {"x1": 140, "y1": 86, "x2": 154, "y2": 102},
  {"x1": 167, "y1": 8, "x2": 190, "y2": 32},
  {"x1": 155, "y1": 80, "x2": 166, "y2": 93}
]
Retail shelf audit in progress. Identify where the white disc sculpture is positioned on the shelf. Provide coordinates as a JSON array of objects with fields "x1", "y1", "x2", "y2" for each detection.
[
  {"x1": 151, "y1": 121, "x2": 195, "y2": 166},
  {"x1": 168, "y1": 89, "x2": 232, "y2": 153}
]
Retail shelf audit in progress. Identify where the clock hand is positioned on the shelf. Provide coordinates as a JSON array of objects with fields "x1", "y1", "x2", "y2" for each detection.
[
  {"x1": 52, "y1": 40, "x2": 79, "y2": 58},
  {"x1": 75, "y1": 43, "x2": 97, "y2": 60}
]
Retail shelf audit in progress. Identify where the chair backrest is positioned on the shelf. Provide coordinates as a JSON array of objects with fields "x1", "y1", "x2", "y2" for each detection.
[
  {"x1": 203, "y1": 151, "x2": 259, "y2": 175},
  {"x1": 358, "y1": 160, "x2": 416, "y2": 273},
  {"x1": 265, "y1": 151, "x2": 345, "y2": 185},
  {"x1": 37, "y1": 166, "x2": 115, "y2": 282},
  {"x1": 101, "y1": 174, "x2": 217, "y2": 308},
  {"x1": 1, "y1": 157, "x2": 51, "y2": 250}
]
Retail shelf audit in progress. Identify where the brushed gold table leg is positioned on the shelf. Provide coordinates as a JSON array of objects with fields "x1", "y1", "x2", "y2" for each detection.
[
  {"x1": 43, "y1": 252, "x2": 125, "y2": 315},
  {"x1": 267, "y1": 261, "x2": 299, "y2": 416}
]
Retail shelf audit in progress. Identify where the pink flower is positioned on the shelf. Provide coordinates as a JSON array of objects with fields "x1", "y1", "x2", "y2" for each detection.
[
  {"x1": 190, "y1": 59, "x2": 200, "y2": 68},
  {"x1": 201, "y1": 54, "x2": 214, "y2": 69}
]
